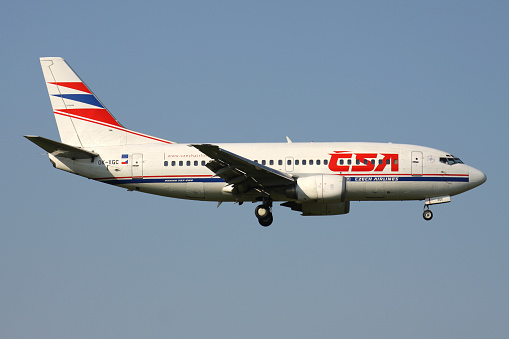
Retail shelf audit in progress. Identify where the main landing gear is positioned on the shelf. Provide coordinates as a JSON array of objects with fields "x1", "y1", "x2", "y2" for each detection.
[
  {"x1": 255, "y1": 200, "x2": 273, "y2": 227},
  {"x1": 423, "y1": 206, "x2": 433, "y2": 221}
]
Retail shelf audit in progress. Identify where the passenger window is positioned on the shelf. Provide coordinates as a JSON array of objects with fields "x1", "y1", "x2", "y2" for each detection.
[
  {"x1": 278, "y1": 160, "x2": 283, "y2": 165},
  {"x1": 348, "y1": 159, "x2": 352, "y2": 165},
  {"x1": 295, "y1": 160, "x2": 299, "y2": 165},
  {"x1": 172, "y1": 161, "x2": 176, "y2": 166},
  {"x1": 324, "y1": 160, "x2": 328, "y2": 165},
  {"x1": 186, "y1": 161, "x2": 190, "y2": 166},
  {"x1": 262, "y1": 160, "x2": 266, "y2": 165},
  {"x1": 179, "y1": 161, "x2": 183, "y2": 166},
  {"x1": 309, "y1": 160, "x2": 314, "y2": 165},
  {"x1": 316, "y1": 160, "x2": 321, "y2": 165},
  {"x1": 164, "y1": 161, "x2": 168, "y2": 166},
  {"x1": 194, "y1": 161, "x2": 198, "y2": 166},
  {"x1": 254, "y1": 160, "x2": 258, "y2": 163},
  {"x1": 356, "y1": 160, "x2": 360, "y2": 165},
  {"x1": 386, "y1": 159, "x2": 390, "y2": 165},
  {"x1": 340, "y1": 159, "x2": 344, "y2": 165},
  {"x1": 202, "y1": 160, "x2": 206, "y2": 166},
  {"x1": 302, "y1": 160, "x2": 307, "y2": 165},
  {"x1": 394, "y1": 159, "x2": 398, "y2": 165},
  {"x1": 379, "y1": 159, "x2": 383, "y2": 165},
  {"x1": 287, "y1": 159, "x2": 292, "y2": 165},
  {"x1": 270, "y1": 160, "x2": 274, "y2": 165},
  {"x1": 371, "y1": 159, "x2": 375, "y2": 165}
]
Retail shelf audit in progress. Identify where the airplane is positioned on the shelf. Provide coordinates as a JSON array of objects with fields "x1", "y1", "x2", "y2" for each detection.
[{"x1": 26, "y1": 57, "x2": 487, "y2": 227}]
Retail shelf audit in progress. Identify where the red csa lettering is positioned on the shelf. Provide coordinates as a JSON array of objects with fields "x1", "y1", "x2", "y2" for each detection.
[
  {"x1": 328, "y1": 151, "x2": 351, "y2": 171},
  {"x1": 352, "y1": 153, "x2": 377, "y2": 171},
  {"x1": 375, "y1": 153, "x2": 399, "y2": 172},
  {"x1": 328, "y1": 152, "x2": 399, "y2": 172}
]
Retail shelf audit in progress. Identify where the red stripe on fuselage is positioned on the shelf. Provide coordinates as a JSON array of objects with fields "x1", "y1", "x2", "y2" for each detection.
[{"x1": 94, "y1": 175, "x2": 212, "y2": 181}]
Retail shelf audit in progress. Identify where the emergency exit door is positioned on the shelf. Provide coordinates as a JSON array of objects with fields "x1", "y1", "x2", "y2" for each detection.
[
  {"x1": 285, "y1": 157, "x2": 294, "y2": 172},
  {"x1": 411, "y1": 151, "x2": 423, "y2": 176}
]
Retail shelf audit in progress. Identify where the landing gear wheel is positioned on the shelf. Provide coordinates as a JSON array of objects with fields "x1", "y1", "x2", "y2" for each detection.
[
  {"x1": 255, "y1": 205, "x2": 270, "y2": 219},
  {"x1": 255, "y1": 199, "x2": 274, "y2": 227},
  {"x1": 258, "y1": 213, "x2": 273, "y2": 227},
  {"x1": 423, "y1": 209, "x2": 433, "y2": 221}
]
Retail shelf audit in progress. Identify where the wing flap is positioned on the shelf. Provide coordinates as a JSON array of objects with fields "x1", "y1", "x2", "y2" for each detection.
[{"x1": 24, "y1": 135, "x2": 98, "y2": 159}]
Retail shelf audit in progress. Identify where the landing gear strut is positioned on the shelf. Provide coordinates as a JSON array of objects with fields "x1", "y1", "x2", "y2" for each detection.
[
  {"x1": 255, "y1": 200, "x2": 273, "y2": 227},
  {"x1": 422, "y1": 196, "x2": 451, "y2": 221},
  {"x1": 423, "y1": 207, "x2": 433, "y2": 221}
]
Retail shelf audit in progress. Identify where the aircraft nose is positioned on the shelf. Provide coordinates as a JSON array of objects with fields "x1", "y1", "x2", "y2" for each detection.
[{"x1": 469, "y1": 167, "x2": 487, "y2": 189}]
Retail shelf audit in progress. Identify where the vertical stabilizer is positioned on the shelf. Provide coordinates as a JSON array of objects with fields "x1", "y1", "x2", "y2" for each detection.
[{"x1": 40, "y1": 57, "x2": 173, "y2": 147}]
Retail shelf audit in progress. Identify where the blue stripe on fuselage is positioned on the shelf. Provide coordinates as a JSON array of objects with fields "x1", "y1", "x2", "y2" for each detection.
[
  {"x1": 347, "y1": 176, "x2": 468, "y2": 182},
  {"x1": 99, "y1": 176, "x2": 467, "y2": 186}
]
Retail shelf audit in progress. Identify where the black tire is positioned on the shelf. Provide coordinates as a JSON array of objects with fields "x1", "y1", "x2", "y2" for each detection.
[
  {"x1": 258, "y1": 213, "x2": 273, "y2": 227},
  {"x1": 423, "y1": 209, "x2": 433, "y2": 221},
  {"x1": 255, "y1": 205, "x2": 270, "y2": 219}
]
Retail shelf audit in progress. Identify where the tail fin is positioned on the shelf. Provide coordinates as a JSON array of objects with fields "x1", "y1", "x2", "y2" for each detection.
[{"x1": 40, "y1": 57, "x2": 173, "y2": 147}]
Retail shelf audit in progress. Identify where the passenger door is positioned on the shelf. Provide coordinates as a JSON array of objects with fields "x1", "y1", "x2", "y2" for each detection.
[
  {"x1": 131, "y1": 153, "x2": 143, "y2": 178},
  {"x1": 411, "y1": 151, "x2": 423, "y2": 176}
]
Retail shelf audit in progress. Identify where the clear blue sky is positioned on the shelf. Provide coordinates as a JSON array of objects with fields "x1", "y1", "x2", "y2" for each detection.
[{"x1": 1, "y1": 1, "x2": 507, "y2": 338}]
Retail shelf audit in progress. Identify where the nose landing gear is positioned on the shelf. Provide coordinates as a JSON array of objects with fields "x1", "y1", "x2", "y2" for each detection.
[
  {"x1": 255, "y1": 201, "x2": 273, "y2": 227},
  {"x1": 423, "y1": 206, "x2": 433, "y2": 221},
  {"x1": 422, "y1": 196, "x2": 450, "y2": 220}
]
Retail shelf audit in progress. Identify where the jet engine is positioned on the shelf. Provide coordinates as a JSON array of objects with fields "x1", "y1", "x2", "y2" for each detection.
[{"x1": 286, "y1": 175, "x2": 346, "y2": 203}]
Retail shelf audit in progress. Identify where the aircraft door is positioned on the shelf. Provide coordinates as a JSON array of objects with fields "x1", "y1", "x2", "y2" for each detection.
[
  {"x1": 411, "y1": 151, "x2": 423, "y2": 176},
  {"x1": 285, "y1": 157, "x2": 294, "y2": 172},
  {"x1": 132, "y1": 153, "x2": 143, "y2": 178}
]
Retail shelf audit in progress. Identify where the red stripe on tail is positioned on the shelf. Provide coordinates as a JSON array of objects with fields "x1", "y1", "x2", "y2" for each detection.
[
  {"x1": 58, "y1": 109, "x2": 123, "y2": 127},
  {"x1": 49, "y1": 82, "x2": 92, "y2": 93}
]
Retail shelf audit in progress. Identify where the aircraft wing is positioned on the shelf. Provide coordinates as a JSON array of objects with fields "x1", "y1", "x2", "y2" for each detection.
[
  {"x1": 25, "y1": 135, "x2": 98, "y2": 160},
  {"x1": 191, "y1": 144, "x2": 295, "y2": 193}
]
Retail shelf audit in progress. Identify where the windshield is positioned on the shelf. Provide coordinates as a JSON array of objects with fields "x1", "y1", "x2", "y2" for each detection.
[{"x1": 439, "y1": 156, "x2": 464, "y2": 165}]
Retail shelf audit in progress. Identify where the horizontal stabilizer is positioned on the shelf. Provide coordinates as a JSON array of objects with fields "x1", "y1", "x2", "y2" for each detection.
[{"x1": 24, "y1": 135, "x2": 98, "y2": 159}]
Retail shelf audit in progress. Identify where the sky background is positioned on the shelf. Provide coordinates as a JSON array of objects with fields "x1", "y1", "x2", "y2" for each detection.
[{"x1": 1, "y1": 1, "x2": 507, "y2": 338}]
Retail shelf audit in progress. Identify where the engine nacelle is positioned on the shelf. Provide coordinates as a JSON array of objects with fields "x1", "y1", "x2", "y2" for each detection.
[{"x1": 287, "y1": 175, "x2": 346, "y2": 203}]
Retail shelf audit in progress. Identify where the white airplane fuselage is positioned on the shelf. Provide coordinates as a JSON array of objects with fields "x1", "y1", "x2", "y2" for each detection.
[{"x1": 50, "y1": 141, "x2": 483, "y2": 202}]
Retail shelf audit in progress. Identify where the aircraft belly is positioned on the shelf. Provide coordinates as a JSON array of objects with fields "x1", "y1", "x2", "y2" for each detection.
[
  {"x1": 166, "y1": 182, "x2": 237, "y2": 201},
  {"x1": 345, "y1": 179, "x2": 446, "y2": 201}
]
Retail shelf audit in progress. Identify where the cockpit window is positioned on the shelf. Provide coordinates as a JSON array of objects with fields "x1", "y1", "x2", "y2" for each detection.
[{"x1": 440, "y1": 156, "x2": 463, "y2": 165}]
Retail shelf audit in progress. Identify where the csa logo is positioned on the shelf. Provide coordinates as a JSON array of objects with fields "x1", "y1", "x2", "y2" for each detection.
[{"x1": 328, "y1": 151, "x2": 399, "y2": 172}]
